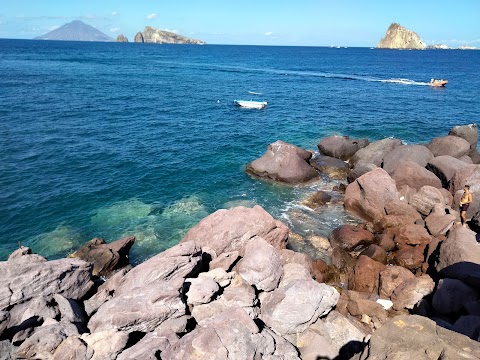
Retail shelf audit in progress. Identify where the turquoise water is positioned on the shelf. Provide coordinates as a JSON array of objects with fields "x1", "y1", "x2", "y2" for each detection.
[{"x1": 1, "y1": 40, "x2": 479, "y2": 262}]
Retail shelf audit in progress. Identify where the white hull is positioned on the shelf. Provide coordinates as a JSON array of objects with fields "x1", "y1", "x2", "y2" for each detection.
[{"x1": 233, "y1": 100, "x2": 267, "y2": 109}]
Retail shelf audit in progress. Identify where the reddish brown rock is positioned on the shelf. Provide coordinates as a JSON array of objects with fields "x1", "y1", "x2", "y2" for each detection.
[
  {"x1": 347, "y1": 163, "x2": 378, "y2": 183},
  {"x1": 359, "y1": 244, "x2": 387, "y2": 264},
  {"x1": 349, "y1": 255, "x2": 386, "y2": 294},
  {"x1": 246, "y1": 140, "x2": 318, "y2": 184},
  {"x1": 379, "y1": 266, "x2": 416, "y2": 298},
  {"x1": 68, "y1": 236, "x2": 135, "y2": 277},
  {"x1": 394, "y1": 224, "x2": 431, "y2": 246},
  {"x1": 424, "y1": 204, "x2": 457, "y2": 237},
  {"x1": 181, "y1": 205, "x2": 289, "y2": 256},
  {"x1": 375, "y1": 200, "x2": 422, "y2": 230},
  {"x1": 393, "y1": 244, "x2": 427, "y2": 270},
  {"x1": 375, "y1": 232, "x2": 396, "y2": 252},
  {"x1": 350, "y1": 138, "x2": 403, "y2": 167},
  {"x1": 318, "y1": 135, "x2": 369, "y2": 161},
  {"x1": 347, "y1": 298, "x2": 388, "y2": 323},
  {"x1": 309, "y1": 155, "x2": 349, "y2": 179},
  {"x1": 392, "y1": 160, "x2": 442, "y2": 190},
  {"x1": 382, "y1": 145, "x2": 434, "y2": 174},
  {"x1": 409, "y1": 185, "x2": 446, "y2": 216},
  {"x1": 329, "y1": 225, "x2": 375, "y2": 252},
  {"x1": 301, "y1": 191, "x2": 332, "y2": 209},
  {"x1": 427, "y1": 135, "x2": 471, "y2": 158},
  {"x1": 344, "y1": 168, "x2": 400, "y2": 223}
]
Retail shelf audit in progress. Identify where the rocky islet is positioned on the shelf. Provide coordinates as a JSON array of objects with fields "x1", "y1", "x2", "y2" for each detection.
[{"x1": 1, "y1": 124, "x2": 480, "y2": 358}]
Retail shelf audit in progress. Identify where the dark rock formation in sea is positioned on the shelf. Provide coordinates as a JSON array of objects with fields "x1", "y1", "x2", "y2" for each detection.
[
  {"x1": 377, "y1": 23, "x2": 427, "y2": 50},
  {"x1": 134, "y1": 31, "x2": 144, "y2": 43},
  {"x1": 116, "y1": 34, "x2": 128, "y2": 43},
  {"x1": 139, "y1": 26, "x2": 205, "y2": 44},
  {"x1": 34, "y1": 20, "x2": 114, "y2": 42}
]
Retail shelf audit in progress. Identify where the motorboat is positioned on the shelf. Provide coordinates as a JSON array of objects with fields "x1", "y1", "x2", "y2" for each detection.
[
  {"x1": 429, "y1": 79, "x2": 448, "y2": 87},
  {"x1": 233, "y1": 100, "x2": 267, "y2": 109}
]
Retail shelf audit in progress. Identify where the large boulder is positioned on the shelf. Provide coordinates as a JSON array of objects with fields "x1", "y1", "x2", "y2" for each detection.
[
  {"x1": 260, "y1": 279, "x2": 339, "y2": 335},
  {"x1": 116, "y1": 328, "x2": 178, "y2": 360},
  {"x1": 181, "y1": 206, "x2": 288, "y2": 256},
  {"x1": 427, "y1": 135, "x2": 471, "y2": 158},
  {"x1": 309, "y1": 155, "x2": 349, "y2": 179},
  {"x1": 449, "y1": 123, "x2": 479, "y2": 162},
  {"x1": 382, "y1": 145, "x2": 434, "y2": 174},
  {"x1": 393, "y1": 244, "x2": 426, "y2": 271},
  {"x1": 379, "y1": 266, "x2": 416, "y2": 298},
  {"x1": 355, "y1": 315, "x2": 480, "y2": 359},
  {"x1": 238, "y1": 237, "x2": 283, "y2": 292},
  {"x1": 350, "y1": 138, "x2": 403, "y2": 167},
  {"x1": 409, "y1": 185, "x2": 446, "y2": 216},
  {"x1": 390, "y1": 275, "x2": 435, "y2": 310},
  {"x1": 246, "y1": 140, "x2": 318, "y2": 184},
  {"x1": 394, "y1": 224, "x2": 431, "y2": 246},
  {"x1": 0, "y1": 254, "x2": 93, "y2": 311},
  {"x1": 436, "y1": 225, "x2": 480, "y2": 287},
  {"x1": 68, "y1": 236, "x2": 135, "y2": 277},
  {"x1": 349, "y1": 256, "x2": 386, "y2": 294},
  {"x1": 426, "y1": 155, "x2": 468, "y2": 188},
  {"x1": 329, "y1": 225, "x2": 375, "y2": 252},
  {"x1": 450, "y1": 164, "x2": 480, "y2": 218},
  {"x1": 88, "y1": 241, "x2": 202, "y2": 333},
  {"x1": 344, "y1": 168, "x2": 400, "y2": 223},
  {"x1": 392, "y1": 160, "x2": 442, "y2": 190},
  {"x1": 424, "y1": 204, "x2": 457, "y2": 237},
  {"x1": 318, "y1": 135, "x2": 369, "y2": 161}
]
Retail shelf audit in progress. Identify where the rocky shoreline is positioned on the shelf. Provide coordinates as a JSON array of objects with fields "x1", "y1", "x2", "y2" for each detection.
[{"x1": 1, "y1": 125, "x2": 480, "y2": 359}]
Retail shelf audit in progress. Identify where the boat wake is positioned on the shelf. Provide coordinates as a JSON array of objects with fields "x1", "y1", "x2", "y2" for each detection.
[{"x1": 377, "y1": 78, "x2": 430, "y2": 86}]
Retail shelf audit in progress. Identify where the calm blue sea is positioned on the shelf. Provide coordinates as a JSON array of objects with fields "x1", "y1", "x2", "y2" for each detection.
[{"x1": 1, "y1": 39, "x2": 479, "y2": 262}]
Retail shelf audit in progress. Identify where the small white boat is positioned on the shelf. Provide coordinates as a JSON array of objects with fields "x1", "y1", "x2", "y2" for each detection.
[{"x1": 233, "y1": 100, "x2": 267, "y2": 109}]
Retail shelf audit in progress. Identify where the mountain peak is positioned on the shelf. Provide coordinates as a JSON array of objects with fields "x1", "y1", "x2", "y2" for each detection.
[{"x1": 34, "y1": 20, "x2": 113, "y2": 42}]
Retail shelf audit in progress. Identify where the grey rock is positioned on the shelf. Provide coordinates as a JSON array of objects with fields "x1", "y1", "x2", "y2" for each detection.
[
  {"x1": 348, "y1": 163, "x2": 378, "y2": 183},
  {"x1": 377, "y1": 23, "x2": 427, "y2": 49},
  {"x1": 0, "y1": 340, "x2": 16, "y2": 360},
  {"x1": 449, "y1": 124, "x2": 479, "y2": 147},
  {"x1": 427, "y1": 135, "x2": 471, "y2": 158},
  {"x1": 278, "y1": 263, "x2": 311, "y2": 288},
  {"x1": 16, "y1": 322, "x2": 79, "y2": 359},
  {"x1": 436, "y1": 225, "x2": 480, "y2": 287},
  {"x1": 432, "y1": 278, "x2": 479, "y2": 315},
  {"x1": 382, "y1": 144, "x2": 434, "y2": 174},
  {"x1": 81, "y1": 330, "x2": 129, "y2": 360},
  {"x1": 318, "y1": 135, "x2": 369, "y2": 161},
  {"x1": 208, "y1": 251, "x2": 239, "y2": 271},
  {"x1": 198, "y1": 268, "x2": 234, "y2": 287},
  {"x1": 356, "y1": 314, "x2": 480, "y2": 359},
  {"x1": 181, "y1": 205, "x2": 289, "y2": 256},
  {"x1": 34, "y1": 20, "x2": 114, "y2": 42},
  {"x1": 185, "y1": 277, "x2": 219, "y2": 306},
  {"x1": 52, "y1": 336, "x2": 88, "y2": 360},
  {"x1": 134, "y1": 31, "x2": 144, "y2": 43},
  {"x1": 238, "y1": 237, "x2": 283, "y2": 292},
  {"x1": 0, "y1": 311, "x2": 9, "y2": 337},
  {"x1": 392, "y1": 160, "x2": 442, "y2": 190},
  {"x1": 379, "y1": 266, "x2": 416, "y2": 298},
  {"x1": 116, "y1": 34, "x2": 128, "y2": 43},
  {"x1": 246, "y1": 140, "x2": 318, "y2": 184},
  {"x1": 117, "y1": 328, "x2": 178, "y2": 360},
  {"x1": 261, "y1": 279, "x2": 339, "y2": 335},
  {"x1": 351, "y1": 138, "x2": 403, "y2": 167},
  {"x1": 426, "y1": 155, "x2": 468, "y2": 188},
  {"x1": 0, "y1": 255, "x2": 93, "y2": 311},
  {"x1": 424, "y1": 204, "x2": 457, "y2": 236}
]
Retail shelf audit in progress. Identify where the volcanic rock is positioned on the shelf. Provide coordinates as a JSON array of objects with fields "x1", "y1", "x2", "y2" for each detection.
[
  {"x1": 344, "y1": 168, "x2": 400, "y2": 222},
  {"x1": 116, "y1": 34, "x2": 128, "y2": 42},
  {"x1": 141, "y1": 26, "x2": 205, "y2": 44},
  {"x1": 350, "y1": 138, "x2": 403, "y2": 167},
  {"x1": 134, "y1": 32, "x2": 144, "y2": 43},
  {"x1": 246, "y1": 140, "x2": 318, "y2": 184},
  {"x1": 390, "y1": 275, "x2": 434, "y2": 310},
  {"x1": 359, "y1": 244, "x2": 387, "y2": 264},
  {"x1": 432, "y1": 278, "x2": 479, "y2": 315},
  {"x1": 426, "y1": 155, "x2": 468, "y2": 188},
  {"x1": 377, "y1": 23, "x2": 427, "y2": 49},
  {"x1": 301, "y1": 190, "x2": 332, "y2": 209},
  {"x1": 424, "y1": 204, "x2": 457, "y2": 236},
  {"x1": 392, "y1": 160, "x2": 442, "y2": 190},
  {"x1": 382, "y1": 145, "x2": 434, "y2": 174},
  {"x1": 427, "y1": 135, "x2": 471, "y2": 158},
  {"x1": 329, "y1": 225, "x2": 375, "y2": 252},
  {"x1": 379, "y1": 266, "x2": 416, "y2": 298},
  {"x1": 309, "y1": 155, "x2": 349, "y2": 179},
  {"x1": 318, "y1": 135, "x2": 369, "y2": 161},
  {"x1": 393, "y1": 244, "x2": 426, "y2": 270},
  {"x1": 409, "y1": 185, "x2": 446, "y2": 216},
  {"x1": 349, "y1": 255, "x2": 386, "y2": 294}
]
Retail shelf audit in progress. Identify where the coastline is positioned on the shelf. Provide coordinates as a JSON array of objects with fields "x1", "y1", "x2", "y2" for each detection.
[{"x1": 1, "y1": 123, "x2": 480, "y2": 358}]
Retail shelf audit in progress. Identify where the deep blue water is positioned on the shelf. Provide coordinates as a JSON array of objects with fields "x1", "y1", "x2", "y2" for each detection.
[{"x1": 1, "y1": 39, "x2": 479, "y2": 262}]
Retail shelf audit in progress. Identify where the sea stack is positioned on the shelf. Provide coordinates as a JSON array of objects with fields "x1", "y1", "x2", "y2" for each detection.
[
  {"x1": 116, "y1": 34, "x2": 129, "y2": 43},
  {"x1": 134, "y1": 31, "x2": 144, "y2": 43},
  {"x1": 377, "y1": 23, "x2": 426, "y2": 50},
  {"x1": 140, "y1": 26, "x2": 205, "y2": 44}
]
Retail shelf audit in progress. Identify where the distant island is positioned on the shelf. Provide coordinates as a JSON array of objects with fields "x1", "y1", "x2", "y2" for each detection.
[
  {"x1": 377, "y1": 23, "x2": 479, "y2": 50},
  {"x1": 34, "y1": 20, "x2": 113, "y2": 42},
  {"x1": 117, "y1": 26, "x2": 205, "y2": 45}
]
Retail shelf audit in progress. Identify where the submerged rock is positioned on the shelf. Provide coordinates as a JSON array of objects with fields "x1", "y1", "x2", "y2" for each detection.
[
  {"x1": 246, "y1": 140, "x2": 318, "y2": 184},
  {"x1": 309, "y1": 155, "x2": 349, "y2": 179},
  {"x1": 301, "y1": 190, "x2": 332, "y2": 209}
]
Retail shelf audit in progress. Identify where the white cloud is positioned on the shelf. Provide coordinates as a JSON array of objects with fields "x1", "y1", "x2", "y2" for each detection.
[
  {"x1": 112, "y1": 11, "x2": 118, "y2": 17},
  {"x1": 146, "y1": 13, "x2": 157, "y2": 20},
  {"x1": 110, "y1": 27, "x2": 120, "y2": 33},
  {"x1": 264, "y1": 31, "x2": 273, "y2": 36}
]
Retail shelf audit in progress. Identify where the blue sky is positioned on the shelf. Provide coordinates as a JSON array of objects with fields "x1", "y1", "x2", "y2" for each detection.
[{"x1": 0, "y1": 0, "x2": 478, "y2": 47}]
